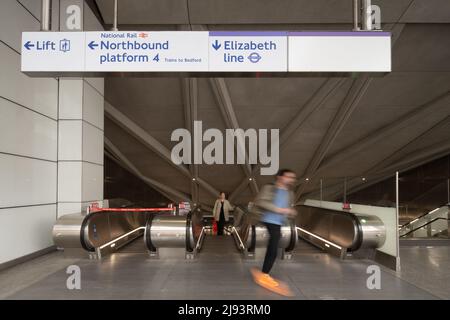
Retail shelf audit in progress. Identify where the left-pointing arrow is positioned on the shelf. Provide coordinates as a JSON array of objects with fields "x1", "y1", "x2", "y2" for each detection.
[
  {"x1": 88, "y1": 41, "x2": 98, "y2": 50},
  {"x1": 24, "y1": 41, "x2": 34, "y2": 50}
]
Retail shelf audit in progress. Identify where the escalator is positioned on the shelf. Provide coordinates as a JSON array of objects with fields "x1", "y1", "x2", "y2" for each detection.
[
  {"x1": 399, "y1": 205, "x2": 449, "y2": 238},
  {"x1": 52, "y1": 200, "x2": 180, "y2": 258},
  {"x1": 295, "y1": 204, "x2": 387, "y2": 257},
  {"x1": 198, "y1": 234, "x2": 242, "y2": 261},
  {"x1": 52, "y1": 200, "x2": 390, "y2": 260},
  {"x1": 230, "y1": 203, "x2": 387, "y2": 258}
]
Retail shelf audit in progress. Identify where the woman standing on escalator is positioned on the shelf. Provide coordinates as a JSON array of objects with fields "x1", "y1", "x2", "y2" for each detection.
[{"x1": 213, "y1": 192, "x2": 233, "y2": 236}]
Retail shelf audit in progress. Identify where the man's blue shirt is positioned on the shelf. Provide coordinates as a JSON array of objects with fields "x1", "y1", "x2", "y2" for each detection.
[{"x1": 261, "y1": 187, "x2": 289, "y2": 226}]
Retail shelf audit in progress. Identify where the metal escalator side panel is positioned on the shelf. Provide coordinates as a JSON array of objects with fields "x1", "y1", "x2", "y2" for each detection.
[
  {"x1": 349, "y1": 215, "x2": 363, "y2": 252},
  {"x1": 149, "y1": 215, "x2": 189, "y2": 249},
  {"x1": 285, "y1": 219, "x2": 297, "y2": 252},
  {"x1": 144, "y1": 210, "x2": 203, "y2": 251},
  {"x1": 144, "y1": 214, "x2": 157, "y2": 252},
  {"x1": 325, "y1": 213, "x2": 361, "y2": 251},
  {"x1": 297, "y1": 205, "x2": 385, "y2": 251},
  {"x1": 186, "y1": 211, "x2": 193, "y2": 252},
  {"x1": 54, "y1": 206, "x2": 152, "y2": 253},
  {"x1": 356, "y1": 214, "x2": 386, "y2": 249},
  {"x1": 83, "y1": 211, "x2": 114, "y2": 251},
  {"x1": 52, "y1": 213, "x2": 87, "y2": 250},
  {"x1": 80, "y1": 213, "x2": 95, "y2": 252},
  {"x1": 248, "y1": 225, "x2": 256, "y2": 252}
]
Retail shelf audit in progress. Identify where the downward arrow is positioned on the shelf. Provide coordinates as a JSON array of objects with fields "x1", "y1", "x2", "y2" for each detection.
[
  {"x1": 212, "y1": 40, "x2": 221, "y2": 51},
  {"x1": 24, "y1": 41, "x2": 34, "y2": 50},
  {"x1": 88, "y1": 41, "x2": 98, "y2": 50}
]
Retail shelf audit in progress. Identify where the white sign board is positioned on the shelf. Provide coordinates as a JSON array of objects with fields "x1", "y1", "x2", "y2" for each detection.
[
  {"x1": 288, "y1": 32, "x2": 391, "y2": 72},
  {"x1": 84, "y1": 31, "x2": 208, "y2": 72},
  {"x1": 21, "y1": 32, "x2": 85, "y2": 71},
  {"x1": 208, "y1": 31, "x2": 287, "y2": 72},
  {"x1": 21, "y1": 31, "x2": 392, "y2": 73}
]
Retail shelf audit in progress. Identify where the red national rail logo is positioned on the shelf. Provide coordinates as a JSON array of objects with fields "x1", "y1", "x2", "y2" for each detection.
[{"x1": 138, "y1": 32, "x2": 149, "y2": 38}]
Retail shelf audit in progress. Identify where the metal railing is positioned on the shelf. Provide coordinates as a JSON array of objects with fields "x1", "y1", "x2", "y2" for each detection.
[{"x1": 195, "y1": 226, "x2": 209, "y2": 251}]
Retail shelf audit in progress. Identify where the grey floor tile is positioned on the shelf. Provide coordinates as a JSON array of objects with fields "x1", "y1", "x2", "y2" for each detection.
[{"x1": 2, "y1": 236, "x2": 447, "y2": 300}]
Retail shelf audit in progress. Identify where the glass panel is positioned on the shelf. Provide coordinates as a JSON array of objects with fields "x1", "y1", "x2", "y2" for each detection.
[
  {"x1": 399, "y1": 206, "x2": 449, "y2": 238},
  {"x1": 296, "y1": 154, "x2": 450, "y2": 239}
]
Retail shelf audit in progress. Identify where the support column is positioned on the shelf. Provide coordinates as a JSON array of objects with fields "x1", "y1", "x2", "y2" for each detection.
[
  {"x1": 57, "y1": 1, "x2": 105, "y2": 217},
  {"x1": 57, "y1": 79, "x2": 104, "y2": 216}
]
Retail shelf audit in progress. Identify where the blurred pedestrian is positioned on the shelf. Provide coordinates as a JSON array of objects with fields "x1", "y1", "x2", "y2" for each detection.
[{"x1": 250, "y1": 169, "x2": 297, "y2": 296}]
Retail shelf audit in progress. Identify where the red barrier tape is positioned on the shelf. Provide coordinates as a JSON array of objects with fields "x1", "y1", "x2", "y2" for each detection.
[{"x1": 91, "y1": 208, "x2": 174, "y2": 212}]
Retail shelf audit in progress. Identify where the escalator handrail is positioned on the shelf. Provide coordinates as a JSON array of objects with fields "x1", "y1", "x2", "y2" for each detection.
[
  {"x1": 83, "y1": 203, "x2": 157, "y2": 252},
  {"x1": 297, "y1": 204, "x2": 364, "y2": 251},
  {"x1": 185, "y1": 211, "x2": 194, "y2": 252},
  {"x1": 399, "y1": 205, "x2": 449, "y2": 228},
  {"x1": 400, "y1": 217, "x2": 450, "y2": 237},
  {"x1": 144, "y1": 213, "x2": 157, "y2": 252}
]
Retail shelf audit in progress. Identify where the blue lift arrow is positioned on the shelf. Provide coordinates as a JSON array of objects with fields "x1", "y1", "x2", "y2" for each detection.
[
  {"x1": 24, "y1": 41, "x2": 34, "y2": 50},
  {"x1": 212, "y1": 40, "x2": 221, "y2": 51},
  {"x1": 88, "y1": 41, "x2": 98, "y2": 50}
]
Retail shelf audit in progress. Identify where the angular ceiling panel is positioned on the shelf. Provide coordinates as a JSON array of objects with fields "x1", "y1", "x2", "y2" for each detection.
[
  {"x1": 400, "y1": 0, "x2": 450, "y2": 23},
  {"x1": 100, "y1": 1, "x2": 450, "y2": 206},
  {"x1": 95, "y1": 0, "x2": 189, "y2": 24},
  {"x1": 226, "y1": 78, "x2": 325, "y2": 108},
  {"x1": 393, "y1": 24, "x2": 450, "y2": 72},
  {"x1": 104, "y1": 117, "x2": 191, "y2": 195},
  {"x1": 358, "y1": 73, "x2": 450, "y2": 109},
  {"x1": 188, "y1": 0, "x2": 411, "y2": 24},
  {"x1": 105, "y1": 78, "x2": 185, "y2": 149}
]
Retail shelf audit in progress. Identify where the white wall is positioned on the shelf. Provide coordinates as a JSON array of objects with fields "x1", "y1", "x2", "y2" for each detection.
[
  {"x1": 56, "y1": 1, "x2": 105, "y2": 218},
  {"x1": 0, "y1": 0, "x2": 58, "y2": 265},
  {"x1": 0, "y1": 0, "x2": 104, "y2": 265}
]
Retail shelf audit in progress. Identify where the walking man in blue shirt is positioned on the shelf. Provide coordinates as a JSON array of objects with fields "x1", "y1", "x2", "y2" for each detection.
[{"x1": 251, "y1": 169, "x2": 297, "y2": 296}]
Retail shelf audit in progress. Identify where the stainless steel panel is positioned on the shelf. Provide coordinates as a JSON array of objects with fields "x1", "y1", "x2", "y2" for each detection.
[
  {"x1": 328, "y1": 214, "x2": 359, "y2": 249},
  {"x1": 52, "y1": 207, "x2": 149, "y2": 252},
  {"x1": 357, "y1": 214, "x2": 387, "y2": 248},
  {"x1": 150, "y1": 215, "x2": 188, "y2": 248},
  {"x1": 246, "y1": 224, "x2": 294, "y2": 249},
  {"x1": 296, "y1": 205, "x2": 386, "y2": 251},
  {"x1": 147, "y1": 211, "x2": 204, "y2": 249},
  {"x1": 52, "y1": 213, "x2": 85, "y2": 249}
]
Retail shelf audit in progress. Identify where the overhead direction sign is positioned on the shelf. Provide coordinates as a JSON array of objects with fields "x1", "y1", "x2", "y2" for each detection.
[
  {"x1": 288, "y1": 31, "x2": 391, "y2": 72},
  {"x1": 208, "y1": 31, "x2": 288, "y2": 72},
  {"x1": 84, "y1": 31, "x2": 209, "y2": 72},
  {"x1": 21, "y1": 31, "x2": 391, "y2": 74},
  {"x1": 21, "y1": 32, "x2": 85, "y2": 71}
]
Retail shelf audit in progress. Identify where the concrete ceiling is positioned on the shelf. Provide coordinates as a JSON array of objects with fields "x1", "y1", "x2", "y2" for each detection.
[
  {"x1": 94, "y1": 0, "x2": 450, "y2": 25},
  {"x1": 97, "y1": 0, "x2": 450, "y2": 207}
]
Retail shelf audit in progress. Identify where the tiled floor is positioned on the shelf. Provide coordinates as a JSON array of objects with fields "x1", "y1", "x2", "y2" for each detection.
[
  {"x1": 0, "y1": 235, "x2": 447, "y2": 300},
  {"x1": 391, "y1": 246, "x2": 450, "y2": 299}
]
